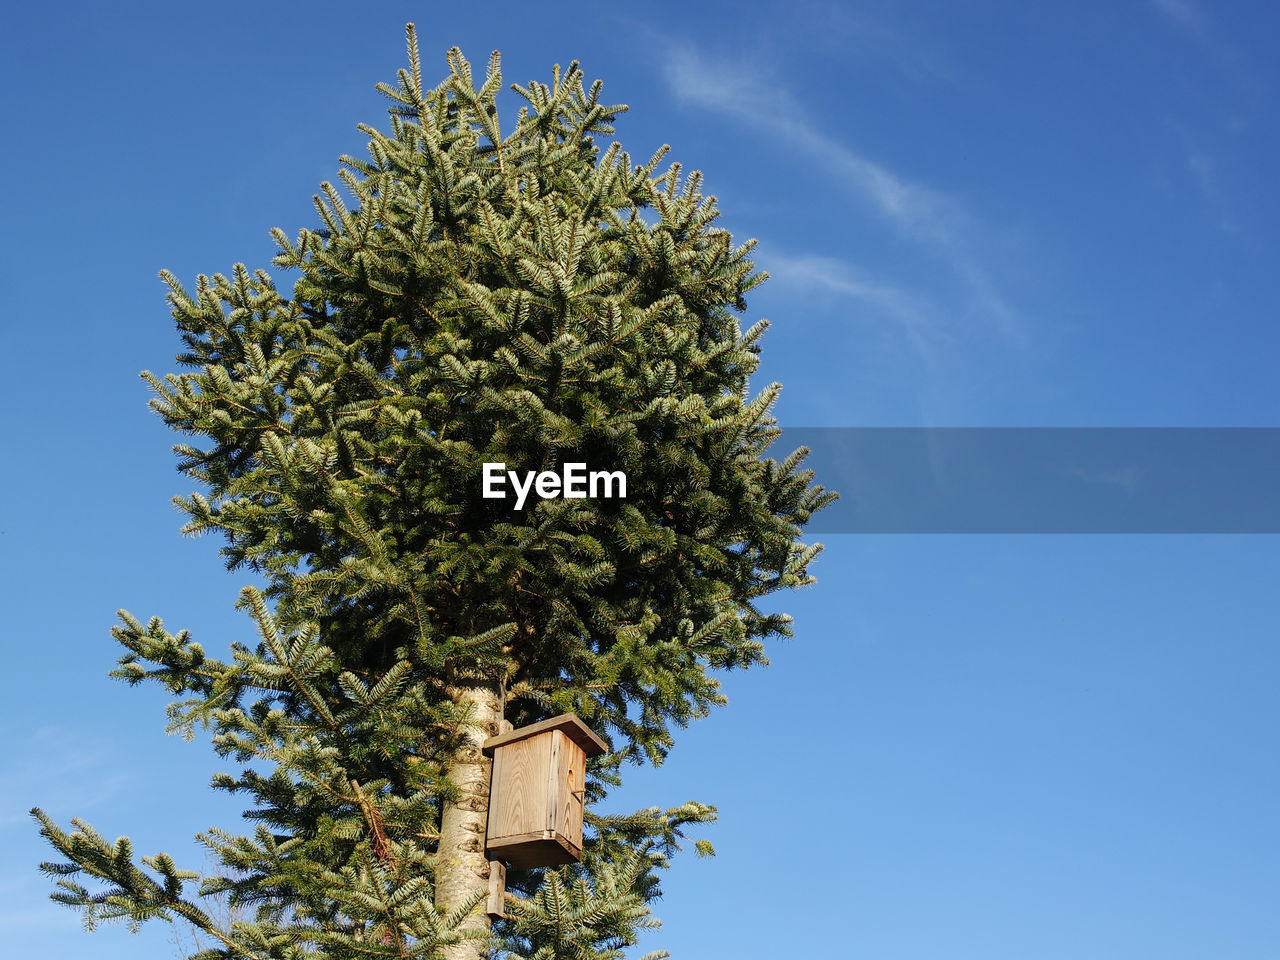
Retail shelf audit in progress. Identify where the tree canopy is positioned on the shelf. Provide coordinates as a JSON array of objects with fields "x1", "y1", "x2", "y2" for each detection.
[{"x1": 34, "y1": 26, "x2": 834, "y2": 960}]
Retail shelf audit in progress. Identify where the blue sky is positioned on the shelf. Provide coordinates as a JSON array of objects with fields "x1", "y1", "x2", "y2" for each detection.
[{"x1": 1, "y1": 1, "x2": 1278, "y2": 957}]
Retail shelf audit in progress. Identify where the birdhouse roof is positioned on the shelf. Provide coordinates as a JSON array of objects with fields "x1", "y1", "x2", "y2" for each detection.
[{"x1": 483, "y1": 713, "x2": 608, "y2": 757}]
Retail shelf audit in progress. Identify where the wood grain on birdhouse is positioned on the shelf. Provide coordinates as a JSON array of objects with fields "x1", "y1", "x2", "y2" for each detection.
[{"x1": 483, "y1": 714, "x2": 606, "y2": 869}]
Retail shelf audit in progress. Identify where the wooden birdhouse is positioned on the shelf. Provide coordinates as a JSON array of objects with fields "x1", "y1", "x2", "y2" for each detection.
[{"x1": 483, "y1": 714, "x2": 607, "y2": 869}]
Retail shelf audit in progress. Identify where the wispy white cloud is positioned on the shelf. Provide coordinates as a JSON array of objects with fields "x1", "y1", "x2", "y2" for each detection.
[
  {"x1": 1151, "y1": 0, "x2": 1202, "y2": 31},
  {"x1": 662, "y1": 45, "x2": 952, "y2": 242},
  {"x1": 1150, "y1": 0, "x2": 1230, "y2": 65},
  {"x1": 660, "y1": 43, "x2": 1021, "y2": 341},
  {"x1": 764, "y1": 252, "x2": 938, "y2": 356},
  {"x1": 1185, "y1": 147, "x2": 1235, "y2": 234},
  {"x1": 800, "y1": 0, "x2": 960, "y2": 88},
  {"x1": 1150, "y1": 0, "x2": 1253, "y2": 89},
  {"x1": 1, "y1": 725, "x2": 129, "y2": 827},
  {"x1": 1166, "y1": 121, "x2": 1239, "y2": 236}
]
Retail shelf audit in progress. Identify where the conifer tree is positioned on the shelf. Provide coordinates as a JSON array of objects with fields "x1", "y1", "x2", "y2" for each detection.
[{"x1": 33, "y1": 25, "x2": 834, "y2": 960}]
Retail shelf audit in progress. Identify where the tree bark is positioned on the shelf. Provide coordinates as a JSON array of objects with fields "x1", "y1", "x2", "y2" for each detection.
[{"x1": 435, "y1": 683, "x2": 502, "y2": 960}]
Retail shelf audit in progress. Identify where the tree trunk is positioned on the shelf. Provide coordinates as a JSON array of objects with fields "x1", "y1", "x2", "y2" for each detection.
[{"x1": 435, "y1": 683, "x2": 502, "y2": 960}]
